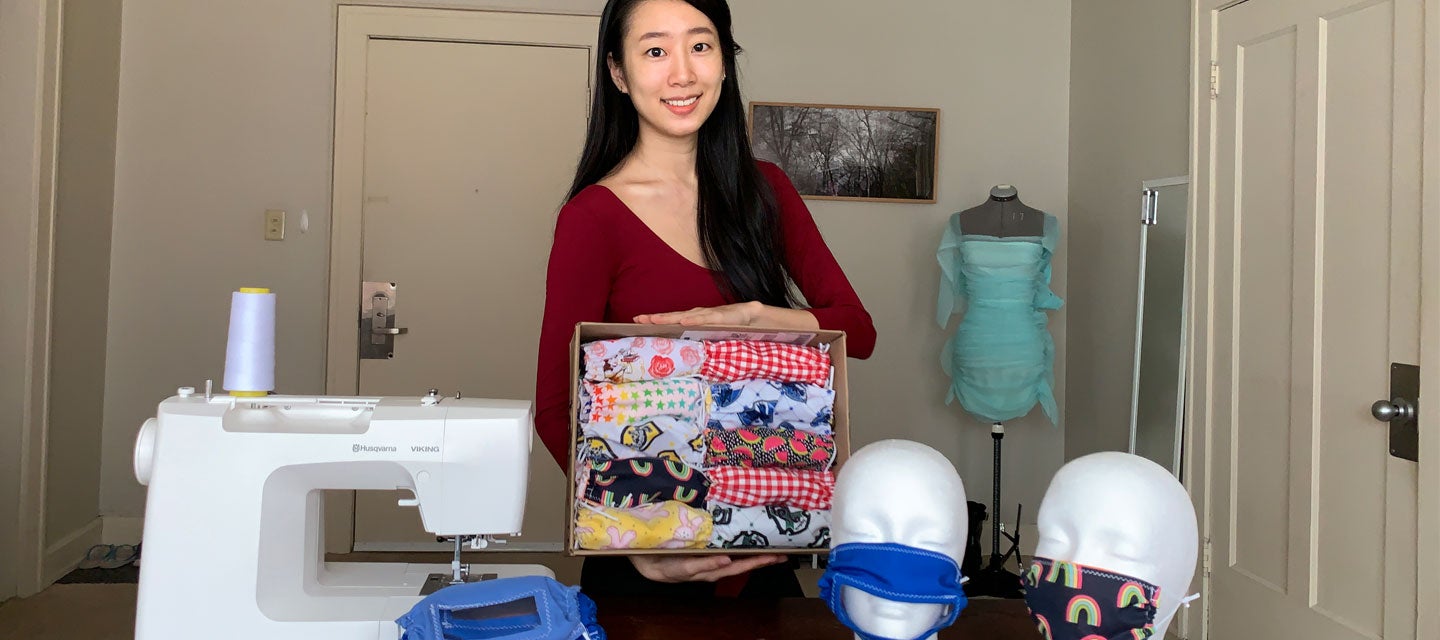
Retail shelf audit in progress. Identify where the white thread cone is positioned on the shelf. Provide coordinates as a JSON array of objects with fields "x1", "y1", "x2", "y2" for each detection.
[{"x1": 223, "y1": 288, "x2": 275, "y2": 395}]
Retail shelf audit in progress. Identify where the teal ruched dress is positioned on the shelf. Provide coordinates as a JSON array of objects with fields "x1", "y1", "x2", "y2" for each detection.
[{"x1": 935, "y1": 213, "x2": 1062, "y2": 426}]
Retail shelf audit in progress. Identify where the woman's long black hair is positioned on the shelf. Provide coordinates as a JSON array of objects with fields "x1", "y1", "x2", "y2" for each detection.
[{"x1": 567, "y1": 0, "x2": 795, "y2": 308}]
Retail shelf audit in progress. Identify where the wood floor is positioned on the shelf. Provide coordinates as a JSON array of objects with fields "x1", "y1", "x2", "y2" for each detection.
[{"x1": 0, "y1": 584, "x2": 137, "y2": 640}]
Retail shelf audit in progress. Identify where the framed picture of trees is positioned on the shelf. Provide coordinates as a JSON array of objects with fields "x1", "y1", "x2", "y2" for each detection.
[{"x1": 748, "y1": 102, "x2": 939, "y2": 204}]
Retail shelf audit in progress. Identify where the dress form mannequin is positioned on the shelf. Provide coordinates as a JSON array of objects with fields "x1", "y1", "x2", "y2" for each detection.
[
  {"x1": 957, "y1": 185, "x2": 1046, "y2": 237},
  {"x1": 938, "y1": 183, "x2": 1060, "y2": 597},
  {"x1": 826, "y1": 440, "x2": 968, "y2": 640},
  {"x1": 1028, "y1": 452, "x2": 1198, "y2": 638}
]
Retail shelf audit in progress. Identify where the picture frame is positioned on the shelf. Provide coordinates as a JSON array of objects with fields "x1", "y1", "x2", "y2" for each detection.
[{"x1": 748, "y1": 101, "x2": 940, "y2": 204}]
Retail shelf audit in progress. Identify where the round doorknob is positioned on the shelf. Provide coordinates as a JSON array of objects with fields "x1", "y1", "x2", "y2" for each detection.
[{"x1": 1371, "y1": 398, "x2": 1416, "y2": 422}]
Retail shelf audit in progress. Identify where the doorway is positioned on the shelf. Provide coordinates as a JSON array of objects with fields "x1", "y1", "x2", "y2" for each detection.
[
  {"x1": 325, "y1": 6, "x2": 598, "y2": 554},
  {"x1": 0, "y1": 0, "x2": 62, "y2": 601}
]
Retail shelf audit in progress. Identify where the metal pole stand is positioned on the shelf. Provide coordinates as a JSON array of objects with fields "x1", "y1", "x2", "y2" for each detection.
[{"x1": 964, "y1": 423, "x2": 1025, "y2": 599}]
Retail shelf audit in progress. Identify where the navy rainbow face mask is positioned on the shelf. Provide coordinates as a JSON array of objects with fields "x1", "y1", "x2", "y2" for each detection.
[
  {"x1": 1021, "y1": 557, "x2": 1162, "y2": 640},
  {"x1": 818, "y1": 542, "x2": 969, "y2": 640}
]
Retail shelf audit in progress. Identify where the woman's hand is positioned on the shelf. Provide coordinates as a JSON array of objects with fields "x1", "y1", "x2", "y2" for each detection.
[
  {"x1": 629, "y1": 553, "x2": 787, "y2": 583},
  {"x1": 634, "y1": 302, "x2": 763, "y2": 327}
]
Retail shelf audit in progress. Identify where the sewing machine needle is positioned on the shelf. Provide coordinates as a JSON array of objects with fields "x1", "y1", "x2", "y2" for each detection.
[{"x1": 451, "y1": 537, "x2": 464, "y2": 584}]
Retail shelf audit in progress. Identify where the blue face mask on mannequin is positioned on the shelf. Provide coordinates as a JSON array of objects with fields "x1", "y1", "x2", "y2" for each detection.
[
  {"x1": 818, "y1": 542, "x2": 969, "y2": 640},
  {"x1": 395, "y1": 575, "x2": 605, "y2": 640}
]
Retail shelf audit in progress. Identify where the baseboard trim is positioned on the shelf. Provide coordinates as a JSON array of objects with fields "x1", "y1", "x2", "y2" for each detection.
[
  {"x1": 101, "y1": 516, "x2": 143, "y2": 545},
  {"x1": 41, "y1": 517, "x2": 103, "y2": 585}
]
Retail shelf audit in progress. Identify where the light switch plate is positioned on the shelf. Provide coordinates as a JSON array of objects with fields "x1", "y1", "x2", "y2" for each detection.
[{"x1": 265, "y1": 209, "x2": 285, "y2": 241}]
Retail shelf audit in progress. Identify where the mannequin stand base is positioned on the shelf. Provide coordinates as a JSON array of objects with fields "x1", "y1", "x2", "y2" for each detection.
[{"x1": 965, "y1": 559, "x2": 1024, "y2": 599}]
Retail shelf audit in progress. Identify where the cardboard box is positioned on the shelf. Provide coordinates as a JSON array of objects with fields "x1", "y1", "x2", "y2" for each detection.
[{"x1": 564, "y1": 322, "x2": 851, "y2": 556}]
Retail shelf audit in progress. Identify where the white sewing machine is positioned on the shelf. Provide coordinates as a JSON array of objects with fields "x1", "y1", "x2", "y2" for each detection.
[{"x1": 131, "y1": 386, "x2": 554, "y2": 640}]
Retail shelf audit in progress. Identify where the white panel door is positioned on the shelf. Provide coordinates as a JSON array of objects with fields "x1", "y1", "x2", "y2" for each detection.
[
  {"x1": 1206, "y1": 0, "x2": 1421, "y2": 637},
  {"x1": 328, "y1": 7, "x2": 596, "y2": 551}
]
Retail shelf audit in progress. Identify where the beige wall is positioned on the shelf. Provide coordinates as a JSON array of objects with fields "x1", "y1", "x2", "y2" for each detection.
[
  {"x1": 99, "y1": 0, "x2": 608, "y2": 519},
  {"x1": 47, "y1": 0, "x2": 122, "y2": 549},
  {"x1": 101, "y1": 0, "x2": 1073, "y2": 551},
  {"x1": 1065, "y1": 0, "x2": 1190, "y2": 461},
  {"x1": 730, "y1": 0, "x2": 1072, "y2": 545}
]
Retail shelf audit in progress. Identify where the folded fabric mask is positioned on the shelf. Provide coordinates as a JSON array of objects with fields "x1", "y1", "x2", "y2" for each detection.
[
  {"x1": 818, "y1": 542, "x2": 969, "y2": 640},
  {"x1": 707, "y1": 380, "x2": 835, "y2": 435},
  {"x1": 700, "y1": 340, "x2": 831, "y2": 386},
  {"x1": 703, "y1": 426, "x2": 836, "y2": 471},
  {"x1": 581, "y1": 457, "x2": 709, "y2": 509},
  {"x1": 706, "y1": 467, "x2": 835, "y2": 511},
  {"x1": 1022, "y1": 556, "x2": 1186, "y2": 640},
  {"x1": 583, "y1": 337, "x2": 706, "y2": 383},
  {"x1": 580, "y1": 378, "x2": 708, "y2": 427},
  {"x1": 573, "y1": 500, "x2": 712, "y2": 550},
  {"x1": 394, "y1": 575, "x2": 606, "y2": 640},
  {"x1": 709, "y1": 502, "x2": 831, "y2": 549},
  {"x1": 577, "y1": 416, "x2": 706, "y2": 468}
]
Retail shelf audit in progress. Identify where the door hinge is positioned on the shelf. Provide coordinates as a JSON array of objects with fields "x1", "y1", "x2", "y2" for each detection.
[
  {"x1": 1210, "y1": 62, "x2": 1220, "y2": 99},
  {"x1": 1201, "y1": 536, "x2": 1213, "y2": 634},
  {"x1": 1142, "y1": 188, "x2": 1159, "y2": 225}
]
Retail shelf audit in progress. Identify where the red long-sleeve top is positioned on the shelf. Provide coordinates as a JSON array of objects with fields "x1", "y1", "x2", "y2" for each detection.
[{"x1": 533, "y1": 161, "x2": 876, "y2": 469}]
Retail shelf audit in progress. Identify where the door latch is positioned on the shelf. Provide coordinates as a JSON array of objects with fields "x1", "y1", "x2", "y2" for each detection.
[
  {"x1": 1370, "y1": 363, "x2": 1419, "y2": 462},
  {"x1": 360, "y1": 282, "x2": 408, "y2": 359}
]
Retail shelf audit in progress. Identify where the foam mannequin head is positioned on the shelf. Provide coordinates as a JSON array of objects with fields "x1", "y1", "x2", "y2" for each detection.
[
  {"x1": 1032, "y1": 452, "x2": 1198, "y2": 637},
  {"x1": 831, "y1": 440, "x2": 968, "y2": 640}
]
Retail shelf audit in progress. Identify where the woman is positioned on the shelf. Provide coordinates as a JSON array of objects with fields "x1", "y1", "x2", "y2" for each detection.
[{"x1": 534, "y1": 0, "x2": 876, "y2": 596}]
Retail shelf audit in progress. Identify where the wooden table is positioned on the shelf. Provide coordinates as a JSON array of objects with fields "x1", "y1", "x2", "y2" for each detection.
[{"x1": 591, "y1": 597, "x2": 1043, "y2": 639}]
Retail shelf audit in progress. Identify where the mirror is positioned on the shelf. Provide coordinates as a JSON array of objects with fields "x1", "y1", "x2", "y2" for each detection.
[{"x1": 1129, "y1": 177, "x2": 1189, "y2": 478}]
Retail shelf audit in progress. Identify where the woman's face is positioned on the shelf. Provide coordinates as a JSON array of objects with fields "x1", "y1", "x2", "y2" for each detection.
[{"x1": 610, "y1": 0, "x2": 725, "y2": 143}]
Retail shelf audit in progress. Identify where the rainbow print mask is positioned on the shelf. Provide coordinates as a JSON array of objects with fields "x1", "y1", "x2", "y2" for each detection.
[{"x1": 1021, "y1": 557, "x2": 1161, "y2": 640}]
